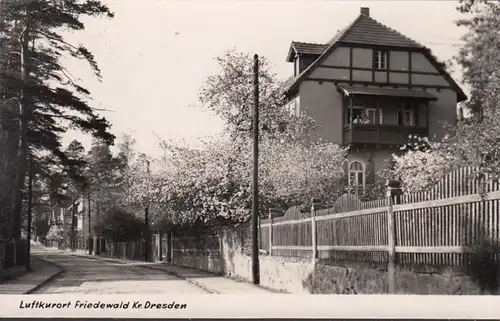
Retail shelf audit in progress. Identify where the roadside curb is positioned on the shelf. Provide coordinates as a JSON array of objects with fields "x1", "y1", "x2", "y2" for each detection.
[
  {"x1": 225, "y1": 275, "x2": 288, "y2": 294},
  {"x1": 68, "y1": 253, "x2": 219, "y2": 294},
  {"x1": 70, "y1": 252, "x2": 282, "y2": 294},
  {"x1": 141, "y1": 265, "x2": 219, "y2": 294},
  {"x1": 25, "y1": 257, "x2": 65, "y2": 294}
]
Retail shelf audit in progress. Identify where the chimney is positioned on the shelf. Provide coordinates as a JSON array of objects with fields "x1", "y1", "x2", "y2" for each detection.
[{"x1": 360, "y1": 7, "x2": 370, "y2": 17}]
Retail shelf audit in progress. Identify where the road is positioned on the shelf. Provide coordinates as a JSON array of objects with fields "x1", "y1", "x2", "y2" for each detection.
[{"x1": 31, "y1": 250, "x2": 207, "y2": 294}]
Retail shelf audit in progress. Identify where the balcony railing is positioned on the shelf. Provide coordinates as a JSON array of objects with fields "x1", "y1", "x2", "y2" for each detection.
[{"x1": 342, "y1": 124, "x2": 428, "y2": 146}]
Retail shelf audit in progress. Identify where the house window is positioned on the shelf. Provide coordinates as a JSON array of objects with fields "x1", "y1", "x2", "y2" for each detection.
[
  {"x1": 77, "y1": 215, "x2": 83, "y2": 230},
  {"x1": 346, "y1": 106, "x2": 365, "y2": 125},
  {"x1": 286, "y1": 97, "x2": 300, "y2": 117},
  {"x1": 348, "y1": 160, "x2": 365, "y2": 193},
  {"x1": 397, "y1": 103, "x2": 416, "y2": 126},
  {"x1": 366, "y1": 108, "x2": 383, "y2": 124},
  {"x1": 373, "y1": 50, "x2": 387, "y2": 70},
  {"x1": 287, "y1": 100, "x2": 295, "y2": 116},
  {"x1": 347, "y1": 106, "x2": 383, "y2": 125}
]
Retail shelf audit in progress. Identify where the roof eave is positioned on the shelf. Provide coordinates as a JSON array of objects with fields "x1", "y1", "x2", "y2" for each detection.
[
  {"x1": 457, "y1": 90, "x2": 468, "y2": 102},
  {"x1": 421, "y1": 48, "x2": 467, "y2": 103},
  {"x1": 337, "y1": 85, "x2": 439, "y2": 101},
  {"x1": 284, "y1": 15, "x2": 364, "y2": 95},
  {"x1": 286, "y1": 44, "x2": 297, "y2": 62}
]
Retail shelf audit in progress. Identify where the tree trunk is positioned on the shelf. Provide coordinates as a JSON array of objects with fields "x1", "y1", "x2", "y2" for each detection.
[{"x1": 12, "y1": 25, "x2": 31, "y2": 243}]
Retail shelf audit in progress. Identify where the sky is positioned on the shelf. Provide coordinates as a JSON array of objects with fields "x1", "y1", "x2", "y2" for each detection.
[{"x1": 61, "y1": 0, "x2": 468, "y2": 158}]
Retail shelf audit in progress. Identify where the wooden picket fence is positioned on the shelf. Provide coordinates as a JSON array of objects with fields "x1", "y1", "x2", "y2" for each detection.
[
  {"x1": 259, "y1": 166, "x2": 500, "y2": 268},
  {"x1": 0, "y1": 239, "x2": 16, "y2": 280}
]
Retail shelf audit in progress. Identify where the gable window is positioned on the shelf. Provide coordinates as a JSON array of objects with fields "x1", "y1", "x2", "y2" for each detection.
[
  {"x1": 348, "y1": 160, "x2": 365, "y2": 194},
  {"x1": 373, "y1": 50, "x2": 387, "y2": 70}
]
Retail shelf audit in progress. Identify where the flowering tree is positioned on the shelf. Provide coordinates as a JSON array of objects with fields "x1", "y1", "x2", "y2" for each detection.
[
  {"x1": 125, "y1": 134, "x2": 346, "y2": 226},
  {"x1": 383, "y1": 2, "x2": 500, "y2": 192},
  {"x1": 123, "y1": 50, "x2": 347, "y2": 227},
  {"x1": 382, "y1": 137, "x2": 459, "y2": 192}
]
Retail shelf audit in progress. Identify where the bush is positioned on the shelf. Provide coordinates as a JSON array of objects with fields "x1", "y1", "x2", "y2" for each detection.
[{"x1": 46, "y1": 225, "x2": 64, "y2": 241}]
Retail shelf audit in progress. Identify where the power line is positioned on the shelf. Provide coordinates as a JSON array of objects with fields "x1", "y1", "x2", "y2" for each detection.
[{"x1": 425, "y1": 41, "x2": 462, "y2": 47}]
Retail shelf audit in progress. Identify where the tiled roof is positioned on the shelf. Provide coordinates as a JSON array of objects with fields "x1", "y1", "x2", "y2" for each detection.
[
  {"x1": 284, "y1": 9, "x2": 467, "y2": 102},
  {"x1": 341, "y1": 15, "x2": 423, "y2": 48},
  {"x1": 287, "y1": 42, "x2": 328, "y2": 61},
  {"x1": 338, "y1": 85, "x2": 438, "y2": 100},
  {"x1": 287, "y1": 14, "x2": 422, "y2": 63}
]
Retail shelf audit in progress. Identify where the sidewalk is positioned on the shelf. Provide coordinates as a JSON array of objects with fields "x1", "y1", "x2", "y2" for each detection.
[
  {"x1": 0, "y1": 256, "x2": 63, "y2": 294},
  {"x1": 69, "y1": 251, "x2": 280, "y2": 294}
]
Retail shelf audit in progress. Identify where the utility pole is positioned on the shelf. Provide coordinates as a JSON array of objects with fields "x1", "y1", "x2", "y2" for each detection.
[
  {"x1": 251, "y1": 54, "x2": 260, "y2": 285},
  {"x1": 26, "y1": 155, "x2": 33, "y2": 270},
  {"x1": 144, "y1": 159, "x2": 151, "y2": 262}
]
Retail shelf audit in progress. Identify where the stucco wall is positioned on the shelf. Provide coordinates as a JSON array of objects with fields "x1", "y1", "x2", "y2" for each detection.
[
  {"x1": 346, "y1": 147, "x2": 396, "y2": 182},
  {"x1": 299, "y1": 81, "x2": 343, "y2": 144},
  {"x1": 426, "y1": 88, "x2": 457, "y2": 141}
]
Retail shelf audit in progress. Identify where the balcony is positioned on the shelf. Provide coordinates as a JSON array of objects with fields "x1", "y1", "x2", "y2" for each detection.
[{"x1": 342, "y1": 123, "x2": 428, "y2": 146}]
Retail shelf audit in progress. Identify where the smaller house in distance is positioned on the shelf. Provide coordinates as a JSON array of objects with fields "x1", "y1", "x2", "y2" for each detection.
[{"x1": 283, "y1": 7, "x2": 467, "y2": 192}]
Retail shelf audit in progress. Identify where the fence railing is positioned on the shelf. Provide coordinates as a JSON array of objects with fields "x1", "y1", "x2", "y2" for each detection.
[
  {"x1": 43, "y1": 239, "x2": 63, "y2": 249},
  {"x1": 258, "y1": 167, "x2": 500, "y2": 267},
  {"x1": 70, "y1": 236, "x2": 89, "y2": 252},
  {"x1": 259, "y1": 195, "x2": 389, "y2": 259},
  {"x1": 102, "y1": 239, "x2": 146, "y2": 261},
  {"x1": 41, "y1": 235, "x2": 162, "y2": 263},
  {"x1": 0, "y1": 239, "x2": 16, "y2": 279}
]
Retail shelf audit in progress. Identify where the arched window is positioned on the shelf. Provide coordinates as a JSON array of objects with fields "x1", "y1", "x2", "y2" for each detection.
[{"x1": 348, "y1": 160, "x2": 365, "y2": 193}]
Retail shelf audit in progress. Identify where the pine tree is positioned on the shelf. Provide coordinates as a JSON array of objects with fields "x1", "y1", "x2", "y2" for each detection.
[{"x1": 0, "y1": 0, "x2": 115, "y2": 241}]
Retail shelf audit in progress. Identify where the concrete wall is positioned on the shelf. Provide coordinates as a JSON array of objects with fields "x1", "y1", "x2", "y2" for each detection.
[{"x1": 171, "y1": 226, "x2": 494, "y2": 295}]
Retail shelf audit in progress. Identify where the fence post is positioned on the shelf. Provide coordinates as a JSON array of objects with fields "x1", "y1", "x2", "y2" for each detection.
[
  {"x1": 311, "y1": 197, "x2": 321, "y2": 262},
  {"x1": 156, "y1": 234, "x2": 160, "y2": 262},
  {"x1": 386, "y1": 179, "x2": 402, "y2": 294},
  {"x1": 170, "y1": 232, "x2": 174, "y2": 264},
  {"x1": 13, "y1": 239, "x2": 16, "y2": 268},
  {"x1": 268, "y1": 209, "x2": 274, "y2": 256},
  {"x1": 166, "y1": 231, "x2": 172, "y2": 263},
  {"x1": 158, "y1": 231, "x2": 163, "y2": 262},
  {"x1": 0, "y1": 243, "x2": 4, "y2": 282}
]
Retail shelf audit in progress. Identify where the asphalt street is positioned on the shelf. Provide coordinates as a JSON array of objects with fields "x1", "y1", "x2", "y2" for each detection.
[{"x1": 31, "y1": 250, "x2": 207, "y2": 294}]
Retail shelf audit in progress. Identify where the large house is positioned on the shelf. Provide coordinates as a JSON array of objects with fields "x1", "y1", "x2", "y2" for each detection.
[{"x1": 283, "y1": 7, "x2": 467, "y2": 191}]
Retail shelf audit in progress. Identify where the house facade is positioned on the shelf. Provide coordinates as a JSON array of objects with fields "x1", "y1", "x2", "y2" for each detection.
[
  {"x1": 49, "y1": 196, "x2": 87, "y2": 233},
  {"x1": 283, "y1": 7, "x2": 467, "y2": 191}
]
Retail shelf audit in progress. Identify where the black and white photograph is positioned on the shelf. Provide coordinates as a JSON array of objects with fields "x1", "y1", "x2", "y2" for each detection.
[{"x1": 0, "y1": 0, "x2": 499, "y2": 311}]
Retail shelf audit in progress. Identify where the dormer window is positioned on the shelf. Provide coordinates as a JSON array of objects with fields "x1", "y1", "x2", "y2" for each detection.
[{"x1": 373, "y1": 50, "x2": 387, "y2": 70}]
